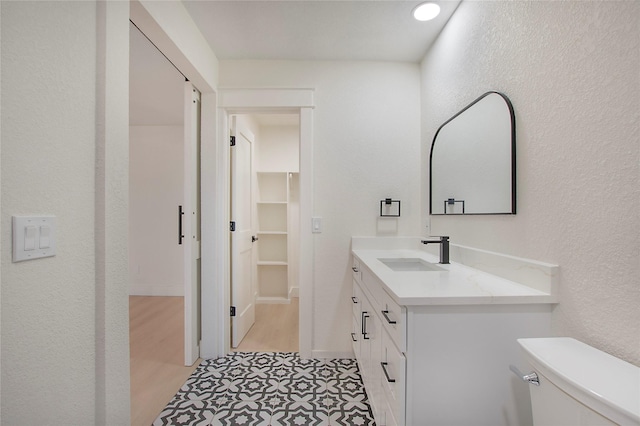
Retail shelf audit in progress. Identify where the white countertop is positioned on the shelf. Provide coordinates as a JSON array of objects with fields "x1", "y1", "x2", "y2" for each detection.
[{"x1": 352, "y1": 248, "x2": 557, "y2": 306}]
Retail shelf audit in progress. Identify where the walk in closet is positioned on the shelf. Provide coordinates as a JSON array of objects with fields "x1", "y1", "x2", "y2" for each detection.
[
  {"x1": 256, "y1": 171, "x2": 299, "y2": 302},
  {"x1": 252, "y1": 114, "x2": 300, "y2": 304}
]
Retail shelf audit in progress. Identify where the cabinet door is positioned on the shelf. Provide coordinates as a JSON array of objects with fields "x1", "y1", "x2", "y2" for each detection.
[
  {"x1": 380, "y1": 289, "x2": 407, "y2": 352},
  {"x1": 381, "y1": 328, "x2": 406, "y2": 426},
  {"x1": 379, "y1": 397, "x2": 399, "y2": 426},
  {"x1": 369, "y1": 309, "x2": 384, "y2": 425},
  {"x1": 360, "y1": 295, "x2": 372, "y2": 381},
  {"x1": 351, "y1": 312, "x2": 361, "y2": 360},
  {"x1": 360, "y1": 295, "x2": 384, "y2": 424},
  {"x1": 351, "y1": 280, "x2": 362, "y2": 359}
]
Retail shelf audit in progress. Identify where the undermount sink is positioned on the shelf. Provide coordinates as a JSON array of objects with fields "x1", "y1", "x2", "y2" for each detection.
[{"x1": 378, "y1": 258, "x2": 445, "y2": 272}]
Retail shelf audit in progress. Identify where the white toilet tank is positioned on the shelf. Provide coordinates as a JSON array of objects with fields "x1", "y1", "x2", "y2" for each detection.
[{"x1": 517, "y1": 337, "x2": 639, "y2": 426}]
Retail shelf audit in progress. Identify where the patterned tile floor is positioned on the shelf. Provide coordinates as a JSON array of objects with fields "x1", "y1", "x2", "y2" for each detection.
[{"x1": 153, "y1": 352, "x2": 376, "y2": 426}]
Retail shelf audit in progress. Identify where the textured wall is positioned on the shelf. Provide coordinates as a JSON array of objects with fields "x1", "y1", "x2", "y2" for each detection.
[
  {"x1": 1, "y1": 1, "x2": 131, "y2": 423},
  {"x1": 221, "y1": 61, "x2": 422, "y2": 355},
  {"x1": 1, "y1": 2, "x2": 98, "y2": 423},
  {"x1": 421, "y1": 1, "x2": 639, "y2": 365}
]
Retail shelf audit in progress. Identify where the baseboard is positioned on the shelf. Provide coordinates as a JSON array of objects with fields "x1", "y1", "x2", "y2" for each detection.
[
  {"x1": 311, "y1": 350, "x2": 355, "y2": 360},
  {"x1": 130, "y1": 283, "x2": 183, "y2": 296},
  {"x1": 289, "y1": 286, "x2": 299, "y2": 298}
]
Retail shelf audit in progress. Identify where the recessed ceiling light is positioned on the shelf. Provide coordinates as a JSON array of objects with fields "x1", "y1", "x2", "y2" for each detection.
[{"x1": 413, "y1": 2, "x2": 441, "y2": 21}]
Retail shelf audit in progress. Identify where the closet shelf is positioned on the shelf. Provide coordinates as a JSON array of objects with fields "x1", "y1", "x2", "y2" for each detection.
[
  {"x1": 256, "y1": 170, "x2": 298, "y2": 302},
  {"x1": 258, "y1": 261, "x2": 288, "y2": 266},
  {"x1": 256, "y1": 296, "x2": 291, "y2": 304}
]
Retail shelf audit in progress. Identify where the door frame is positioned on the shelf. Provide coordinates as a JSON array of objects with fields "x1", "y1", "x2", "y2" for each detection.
[
  {"x1": 130, "y1": 2, "x2": 220, "y2": 359},
  {"x1": 130, "y1": 4, "x2": 315, "y2": 360},
  {"x1": 183, "y1": 83, "x2": 201, "y2": 365},
  {"x1": 216, "y1": 89, "x2": 315, "y2": 358}
]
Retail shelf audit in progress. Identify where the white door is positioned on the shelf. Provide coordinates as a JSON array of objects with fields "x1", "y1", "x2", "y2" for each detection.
[
  {"x1": 230, "y1": 116, "x2": 256, "y2": 348},
  {"x1": 184, "y1": 83, "x2": 201, "y2": 365}
]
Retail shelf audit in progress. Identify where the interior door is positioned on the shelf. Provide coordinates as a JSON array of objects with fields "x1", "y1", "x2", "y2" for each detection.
[
  {"x1": 230, "y1": 116, "x2": 256, "y2": 348},
  {"x1": 184, "y1": 82, "x2": 201, "y2": 365}
]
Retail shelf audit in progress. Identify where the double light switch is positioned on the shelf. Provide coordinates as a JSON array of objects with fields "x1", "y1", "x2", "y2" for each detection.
[{"x1": 12, "y1": 216, "x2": 56, "y2": 262}]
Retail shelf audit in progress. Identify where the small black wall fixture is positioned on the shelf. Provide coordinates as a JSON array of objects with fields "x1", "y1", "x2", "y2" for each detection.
[
  {"x1": 444, "y1": 198, "x2": 465, "y2": 214},
  {"x1": 380, "y1": 198, "x2": 401, "y2": 217}
]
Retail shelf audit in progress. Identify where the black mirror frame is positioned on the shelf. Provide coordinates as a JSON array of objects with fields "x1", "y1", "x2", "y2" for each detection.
[{"x1": 429, "y1": 91, "x2": 516, "y2": 215}]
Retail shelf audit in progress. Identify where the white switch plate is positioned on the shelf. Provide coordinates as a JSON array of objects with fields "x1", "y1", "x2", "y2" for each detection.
[
  {"x1": 312, "y1": 217, "x2": 322, "y2": 233},
  {"x1": 12, "y1": 215, "x2": 56, "y2": 262}
]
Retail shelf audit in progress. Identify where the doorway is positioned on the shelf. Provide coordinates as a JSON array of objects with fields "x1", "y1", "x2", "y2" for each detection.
[
  {"x1": 217, "y1": 90, "x2": 314, "y2": 359},
  {"x1": 128, "y1": 21, "x2": 201, "y2": 425},
  {"x1": 230, "y1": 113, "x2": 301, "y2": 352}
]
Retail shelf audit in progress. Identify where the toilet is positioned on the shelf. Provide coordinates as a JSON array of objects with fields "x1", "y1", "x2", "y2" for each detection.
[{"x1": 516, "y1": 337, "x2": 640, "y2": 426}]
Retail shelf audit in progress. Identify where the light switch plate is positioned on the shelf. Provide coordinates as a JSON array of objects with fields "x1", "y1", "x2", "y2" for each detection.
[
  {"x1": 12, "y1": 215, "x2": 56, "y2": 262},
  {"x1": 312, "y1": 217, "x2": 322, "y2": 233}
]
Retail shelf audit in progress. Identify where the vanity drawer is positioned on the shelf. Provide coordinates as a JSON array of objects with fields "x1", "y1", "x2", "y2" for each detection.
[
  {"x1": 379, "y1": 289, "x2": 406, "y2": 352},
  {"x1": 361, "y1": 265, "x2": 383, "y2": 310},
  {"x1": 381, "y1": 329, "x2": 406, "y2": 426},
  {"x1": 352, "y1": 280, "x2": 362, "y2": 320},
  {"x1": 351, "y1": 257, "x2": 362, "y2": 283}
]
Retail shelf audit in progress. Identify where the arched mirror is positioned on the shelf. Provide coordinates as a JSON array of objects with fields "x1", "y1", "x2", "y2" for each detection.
[{"x1": 429, "y1": 91, "x2": 516, "y2": 215}]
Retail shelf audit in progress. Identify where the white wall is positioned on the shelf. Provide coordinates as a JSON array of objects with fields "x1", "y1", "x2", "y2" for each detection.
[
  {"x1": 421, "y1": 1, "x2": 639, "y2": 365},
  {"x1": 256, "y1": 125, "x2": 300, "y2": 172},
  {"x1": 1, "y1": 0, "x2": 219, "y2": 422},
  {"x1": 221, "y1": 61, "x2": 421, "y2": 356},
  {"x1": 1, "y1": 1, "x2": 130, "y2": 424},
  {"x1": 129, "y1": 126, "x2": 185, "y2": 296}
]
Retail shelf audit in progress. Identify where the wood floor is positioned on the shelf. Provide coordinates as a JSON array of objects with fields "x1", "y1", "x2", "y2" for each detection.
[
  {"x1": 129, "y1": 296, "x2": 199, "y2": 426},
  {"x1": 130, "y1": 296, "x2": 299, "y2": 426},
  {"x1": 234, "y1": 298, "x2": 299, "y2": 352}
]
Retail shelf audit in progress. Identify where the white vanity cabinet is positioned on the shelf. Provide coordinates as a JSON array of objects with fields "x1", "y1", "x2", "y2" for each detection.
[
  {"x1": 353, "y1": 261, "x2": 406, "y2": 426},
  {"x1": 353, "y1": 274, "x2": 394, "y2": 425},
  {"x1": 351, "y1": 252, "x2": 553, "y2": 426}
]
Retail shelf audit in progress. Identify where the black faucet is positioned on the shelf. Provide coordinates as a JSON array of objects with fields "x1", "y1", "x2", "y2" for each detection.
[{"x1": 421, "y1": 236, "x2": 450, "y2": 264}]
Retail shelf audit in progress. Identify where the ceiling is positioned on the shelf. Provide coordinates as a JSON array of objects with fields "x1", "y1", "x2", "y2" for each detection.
[
  {"x1": 182, "y1": 0, "x2": 461, "y2": 62},
  {"x1": 130, "y1": 1, "x2": 461, "y2": 126}
]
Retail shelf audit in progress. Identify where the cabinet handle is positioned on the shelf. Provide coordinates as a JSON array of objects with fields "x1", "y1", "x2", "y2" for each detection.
[
  {"x1": 362, "y1": 312, "x2": 370, "y2": 340},
  {"x1": 381, "y1": 310, "x2": 397, "y2": 325},
  {"x1": 381, "y1": 362, "x2": 396, "y2": 383},
  {"x1": 351, "y1": 332, "x2": 358, "y2": 342},
  {"x1": 352, "y1": 266, "x2": 359, "y2": 273},
  {"x1": 351, "y1": 296, "x2": 358, "y2": 304}
]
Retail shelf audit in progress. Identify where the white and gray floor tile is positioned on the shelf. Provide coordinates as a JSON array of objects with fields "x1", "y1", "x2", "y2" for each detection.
[{"x1": 153, "y1": 352, "x2": 375, "y2": 426}]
